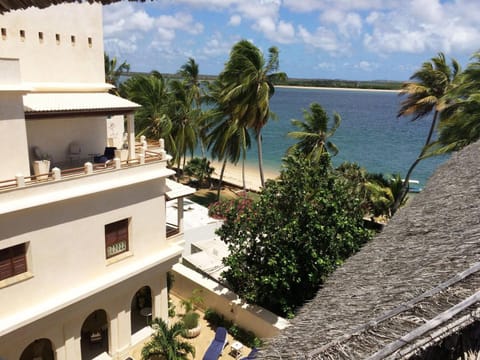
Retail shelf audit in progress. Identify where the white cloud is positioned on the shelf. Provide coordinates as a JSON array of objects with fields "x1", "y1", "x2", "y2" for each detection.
[
  {"x1": 354, "y1": 60, "x2": 378, "y2": 72},
  {"x1": 229, "y1": 15, "x2": 242, "y2": 26},
  {"x1": 252, "y1": 18, "x2": 295, "y2": 44},
  {"x1": 298, "y1": 25, "x2": 347, "y2": 54},
  {"x1": 316, "y1": 62, "x2": 336, "y2": 71},
  {"x1": 103, "y1": 3, "x2": 155, "y2": 36},
  {"x1": 200, "y1": 33, "x2": 233, "y2": 57},
  {"x1": 320, "y1": 9, "x2": 362, "y2": 38},
  {"x1": 363, "y1": 0, "x2": 480, "y2": 55}
]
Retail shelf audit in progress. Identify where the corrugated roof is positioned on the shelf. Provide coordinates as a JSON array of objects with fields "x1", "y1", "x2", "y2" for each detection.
[
  {"x1": 165, "y1": 179, "x2": 196, "y2": 200},
  {"x1": 23, "y1": 92, "x2": 140, "y2": 115}
]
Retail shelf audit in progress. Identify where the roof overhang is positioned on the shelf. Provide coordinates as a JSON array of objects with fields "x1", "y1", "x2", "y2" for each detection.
[
  {"x1": 23, "y1": 92, "x2": 141, "y2": 118},
  {"x1": 165, "y1": 179, "x2": 196, "y2": 200}
]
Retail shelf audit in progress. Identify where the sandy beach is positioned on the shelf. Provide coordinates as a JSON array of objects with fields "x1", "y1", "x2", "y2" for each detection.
[
  {"x1": 276, "y1": 85, "x2": 400, "y2": 93},
  {"x1": 207, "y1": 159, "x2": 280, "y2": 192}
]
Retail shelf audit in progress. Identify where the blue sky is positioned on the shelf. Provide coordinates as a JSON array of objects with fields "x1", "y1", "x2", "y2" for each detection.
[{"x1": 103, "y1": 0, "x2": 480, "y2": 81}]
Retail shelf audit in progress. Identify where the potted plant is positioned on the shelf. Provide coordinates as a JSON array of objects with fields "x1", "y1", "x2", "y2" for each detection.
[
  {"x1": 180, "y1": 289, "x2": 204, "y2": 338},
  {"x1": 33, "y1": 152, "x2": 51, "y2": 180}
]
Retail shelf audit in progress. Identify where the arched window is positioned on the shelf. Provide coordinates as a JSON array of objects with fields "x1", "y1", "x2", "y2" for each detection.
[
  {"x1": 80, "y1": 309, "x2": 109, "y2": 359},
  {"x1": 131, "y1": 286, "x2": 152, "y2": 334},
  {"x1": 20, "y1": 338, "x2": 54, "y2": 360}
]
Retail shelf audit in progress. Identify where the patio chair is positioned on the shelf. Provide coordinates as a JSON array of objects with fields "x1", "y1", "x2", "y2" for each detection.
[
  {"x1": 202, "y1": 327, "x2": 228, "y2": 360},
  {"x1": 68, "y1": 141, "x2": 82, "y2": 163},
  {"x1": 241, "y1": 348, "x2": 258, "y2": 359},
  {"x1": 94, "y1": 146, "x2": 116, "y2": 163}
]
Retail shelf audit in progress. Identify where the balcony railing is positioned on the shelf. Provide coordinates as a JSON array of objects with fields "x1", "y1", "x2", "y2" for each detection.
[{"x1": 0, "y1": 145, "x2": 168, "y2": 193}]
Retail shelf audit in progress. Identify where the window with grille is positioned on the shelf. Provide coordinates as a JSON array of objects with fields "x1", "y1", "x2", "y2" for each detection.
[
  {"x1": 105, "y1": 219, "x2": 129, "y2": 259},
  {"x1": 0, "y1": 243, "x2": 27, "y2": 281}
]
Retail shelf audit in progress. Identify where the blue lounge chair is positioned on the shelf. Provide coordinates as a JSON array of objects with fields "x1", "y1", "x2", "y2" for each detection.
[
  {"x1": 202, "y1": 327, "x2": 228, "y2": 360},
  {"x1": 241, "y1": 348, "x2": 258, "y2": 359}
]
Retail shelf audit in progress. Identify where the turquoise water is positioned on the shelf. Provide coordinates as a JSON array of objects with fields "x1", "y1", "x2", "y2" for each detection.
[{"x1": 243, "y1": 87, "x2": 448, "y2": 187}]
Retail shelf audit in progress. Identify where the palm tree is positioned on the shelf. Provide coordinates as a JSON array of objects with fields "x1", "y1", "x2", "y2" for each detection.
[
  {"x1": 104, "y1": 52, "x2": 130, "y2": 95},
  {"x1": 288, "y1": 102, "x2": 341, "y2": 160},
  {"x1": 179, "y1": 58, "x2": 208, "y2": 157},
  {"x1": 428, "y1": 52, "x2": 480, "y2": 155},
  {"x1": 205, "y1": 81, "x2": 251, "y2": 198},
  {"x1": 391, "y1": 52, "x2": 460, "y2": 215},
  {"x1": 219, "y1": 40, "x2": 286, "y2": 187},
  {"x1": 141, "y1": 318, "x2": 195, "y2": 360},
  {"x1": 167, "y1": 79, "x2": 198, "y2": 170},
  {"x1": 120, "y1": 72, "x2": 175, "y2": 153}
]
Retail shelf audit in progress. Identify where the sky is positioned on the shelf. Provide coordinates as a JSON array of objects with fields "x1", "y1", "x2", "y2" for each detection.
[{"x1": 102, "y1": 0, "x2": 480, "y2": 81}]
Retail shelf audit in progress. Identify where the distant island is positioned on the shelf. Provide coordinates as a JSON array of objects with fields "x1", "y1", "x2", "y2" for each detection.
[{"x1": 124, "y1": 72, "x2": 404, "y2": 91}]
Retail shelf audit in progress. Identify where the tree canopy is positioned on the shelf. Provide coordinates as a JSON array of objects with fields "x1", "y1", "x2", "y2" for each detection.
[{"x1": 218, "y1": 153, "x2": 372, "y2": 317}]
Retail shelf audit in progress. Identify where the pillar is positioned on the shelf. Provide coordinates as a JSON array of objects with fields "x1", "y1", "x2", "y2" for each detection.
[
  {"x1": 126, "y1": 113, "x2": 136, "y2": 161},
  {"x1": 151, "y1": 273, "x2": 168, "y2": 321},
  {"x1": 177, "y1": 197, "x2": 184, "y2": 233}
]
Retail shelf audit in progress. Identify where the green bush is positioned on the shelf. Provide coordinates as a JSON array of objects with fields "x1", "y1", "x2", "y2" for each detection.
[
  {"x1": 203, "y1": 308, "x2": 262, "y2": 348},
  {"x1": 182, "y1": 311, "x2": 200, "y2": 329}
]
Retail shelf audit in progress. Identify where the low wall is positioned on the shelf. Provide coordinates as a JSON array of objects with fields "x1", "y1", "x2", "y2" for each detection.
[{"x1": 171, "y1": 263, "x2": 289, "y2": 340}]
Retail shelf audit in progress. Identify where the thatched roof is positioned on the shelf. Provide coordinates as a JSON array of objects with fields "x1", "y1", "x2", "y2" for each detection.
[
  {"x1": 0, "y1": 0, "x2": 148, "y2": 13},
  {"x1": 262, "y1": 140, "x2": 480, "y2": 359}
]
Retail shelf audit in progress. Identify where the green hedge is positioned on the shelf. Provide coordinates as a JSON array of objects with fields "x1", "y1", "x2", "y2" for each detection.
[{"x1": 203, "y1": 308, "x2": 263, "y2": 348}]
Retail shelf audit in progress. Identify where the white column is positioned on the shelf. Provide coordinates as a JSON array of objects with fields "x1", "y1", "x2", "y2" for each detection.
[
  {"x1": 151, "y1": 273, "x2": 168, "y2": 321},
  {"x1": 177, "y1": 197, "x2": 184, "y2": 233},
  {"x1": 126, "y1": 113, "x2": 136, "y2": 160}
]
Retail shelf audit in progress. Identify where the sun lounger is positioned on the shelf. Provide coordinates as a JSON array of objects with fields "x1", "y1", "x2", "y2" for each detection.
[
  {"x1": 240, "y1": 348, "x2": 258, "y2": 359},
  {"x1": 202, "y1": 327, "x2": 228, "y2": 360}
]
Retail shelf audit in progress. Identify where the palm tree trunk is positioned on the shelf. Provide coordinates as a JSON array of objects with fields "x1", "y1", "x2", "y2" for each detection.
[
  {"x1": 256, "y1": 131, "x2": 265, "y2": 188},
  {"x1": 217, "y1": 159, "x2": 227, "y2": 201},
  {"x1": 391, "y1": 111, "x2": 439, "y2": 215},
  {"x1": 242, "y1": 157, "x2": 246, "y2": 194}
]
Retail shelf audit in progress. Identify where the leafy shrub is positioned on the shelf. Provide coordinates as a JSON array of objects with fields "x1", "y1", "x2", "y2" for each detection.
[
  {"x1": 182, "y1": 311, "x2": 200, "y2": 329},
  {"x1": 203, "y1": 308, "x2": 263, "y2": 348}
]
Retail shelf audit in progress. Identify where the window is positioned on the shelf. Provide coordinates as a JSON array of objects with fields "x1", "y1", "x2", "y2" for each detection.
[
  {"x1": 1, "y1": 28, "x2": 6, "y2": 40},
  {"x1": 19, "y1": 30, "x2": 25, "y2": 41},
  {"x1": 87, "y1": 37, "x2": 92, "y2": 48},
  {"x1": 38, "y1": 31, "x2": 44, "y2": 43},
  {"x1": 71, "y1": 35, "x2": 75, "y2": 46},
  {"x1": 105, "y1": 219, "x2": 129, "y2": 258},
  {"x1": 0, "y1": 244, "x2": 27, "y2": 281},
  {"x1": 55, "y1": 33, "x2": 60, "y2": 45}
]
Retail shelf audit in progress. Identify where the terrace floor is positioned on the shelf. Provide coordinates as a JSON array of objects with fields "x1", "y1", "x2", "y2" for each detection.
[{"x1": 129, "y1": 294, "x2": 252, "y2": 360}]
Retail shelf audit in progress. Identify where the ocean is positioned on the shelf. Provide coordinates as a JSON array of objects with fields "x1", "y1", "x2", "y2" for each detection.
[{"x1": 242, "y1": 86, "x2": 448, "y2": 187}]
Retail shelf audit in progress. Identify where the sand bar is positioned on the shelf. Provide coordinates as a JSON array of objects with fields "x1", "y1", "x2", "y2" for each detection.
[
  {"x1": 277, "y1": 85, "x2": 400, "y2": 93},
  {"x1": 207, "y1": 159, "x2": 280, "y2": 192}
]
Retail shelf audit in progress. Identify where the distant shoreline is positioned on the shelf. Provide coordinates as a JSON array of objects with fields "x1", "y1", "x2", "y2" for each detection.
[{"x1": 276, "y1": 85, "x2": 400, "y2": 93}]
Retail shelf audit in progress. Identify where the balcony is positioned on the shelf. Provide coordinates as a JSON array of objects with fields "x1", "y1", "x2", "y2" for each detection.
[{"x1": 0, "y1": 145, "x2": 169, "y2": 193}]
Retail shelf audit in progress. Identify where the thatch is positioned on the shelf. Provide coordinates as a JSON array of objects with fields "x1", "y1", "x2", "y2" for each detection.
[
  {"x1": 0, "y1": 0, "x2": 148, "y2": 13},
  {"x1": 261, "y1": 140, "x2": 480, "y2": 359}
]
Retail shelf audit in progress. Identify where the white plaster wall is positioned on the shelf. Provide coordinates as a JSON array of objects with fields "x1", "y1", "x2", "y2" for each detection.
[
  {"x1": 172, "y1": 264, "x2": 290, "y2": 340},
  {"x1": 0, "y1": 179, "x2": 168, "y2": 318},
  {"x1": 0, "y1": 267, "x2": 171, "y2": 359},
  {"x1": 25, "y1": 116, "x2": 108, "y2": 167},
  {"x1": 0, "y1": 94, "x2": 30, "y2": 181},
  {"x1": 0, "y1": 3, "x2": 104, "y2": 83}
]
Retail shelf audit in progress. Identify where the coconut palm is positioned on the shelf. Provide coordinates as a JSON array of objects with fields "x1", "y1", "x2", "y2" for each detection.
[
  {"x1": 428, "y1": 52, "x2": 480, "y2": 155},
  {"x1": 219, "y1": 40, "x2": 286, "y2": 187},
  {"x1": 391, "y1": 52, "x2": 460, "y2": 215},
  {"x1": 288, "y1": 102, "x2": 340, "y2": 160},
  {"x1": 141, "y1": 318, "x2": 195, "y2": 360},
  {"x1": 120, "y1": 72, "x2": 175, "y2": 154},
  {"x1": 179, "y1": 58, "x2": 208, "y2": 157},
  {"x1": 104, "y1": 52, "x2": 130, "y2": 95},
  {"x1": 205, "y1": 80, "x2": 251, "y2": 198},
  {"x1": 167, "y1": 79, "x2": 198, "y2": 169}
]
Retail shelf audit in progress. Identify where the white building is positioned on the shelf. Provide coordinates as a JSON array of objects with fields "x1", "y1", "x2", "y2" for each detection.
[{"x1": 0, "y1": 3, "x2": 192, "y2": 359}]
